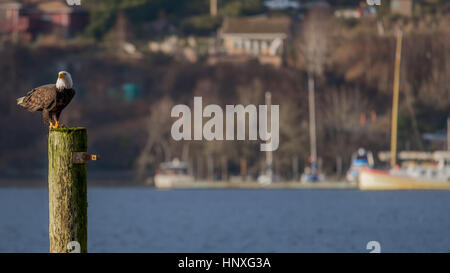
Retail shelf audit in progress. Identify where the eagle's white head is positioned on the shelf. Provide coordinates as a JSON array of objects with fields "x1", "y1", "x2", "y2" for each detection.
[{"x1": 56, "y1": 71, "x2": 73, "y2": 90}]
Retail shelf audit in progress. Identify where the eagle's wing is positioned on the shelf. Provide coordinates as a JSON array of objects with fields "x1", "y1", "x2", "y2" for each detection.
[{"x1": 19, "y1": 84, "x2": 57, "y2": 112}]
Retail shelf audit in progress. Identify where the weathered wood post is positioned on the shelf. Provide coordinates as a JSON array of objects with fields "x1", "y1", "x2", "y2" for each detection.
[{"x1": 48, "y1": 127, "x2": 97, "y2": 253}]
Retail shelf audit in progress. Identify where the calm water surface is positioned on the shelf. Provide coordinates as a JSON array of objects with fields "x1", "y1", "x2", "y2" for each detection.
[{"x1": 0, "y1": 188, "x2": 449, "y2": 252}]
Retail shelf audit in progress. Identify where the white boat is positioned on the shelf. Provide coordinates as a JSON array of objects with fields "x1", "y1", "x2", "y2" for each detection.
[
  {"x1": 154, "y1": 159, "x2": 194, "y2": 189},
  {"x1": 359, "y1": 151, "x2": 450, "y2": 190}
]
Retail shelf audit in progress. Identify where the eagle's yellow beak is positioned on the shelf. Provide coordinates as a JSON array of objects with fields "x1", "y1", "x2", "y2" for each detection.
[{"x1": 58, "y1": 73, "x2": 64, "y2": 79}]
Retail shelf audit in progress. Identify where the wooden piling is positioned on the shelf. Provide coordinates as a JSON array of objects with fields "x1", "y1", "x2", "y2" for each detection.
[{"x1": 48, "y1": 127, "x2": 88, "y2": 253}]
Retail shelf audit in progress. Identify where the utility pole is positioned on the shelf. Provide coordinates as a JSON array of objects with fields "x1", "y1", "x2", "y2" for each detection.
[
  {"x1": 308, "y1": 73, "x2": 317, "y2": 169},
  {"x1": 390, "y1": 29, "x2": 403, "y2": 167},
  {"x1": 292, "y1": 155, "x2": 299, "y2": 181},
  {"x1": 210, "y1": 0, "x2": 217, "y2": 16}
]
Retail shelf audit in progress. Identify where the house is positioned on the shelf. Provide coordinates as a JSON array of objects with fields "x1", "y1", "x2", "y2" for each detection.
[
  {"x1": 334, "y1": 8, "x2": 361, "y2": 19},
  {"x1": 214, "y1": 16, "x2": 292, "y2": 67},
  {"x1": 0, "y1": 0, "x2": 88, "y2": 39},
  {"x1": 0, "y1": 1, "x2": 29, "y2": 35},
  {"x1": 334, "y1": 3, "x2": 376, "y2": 19},
  {"x1": 391, "y1": 0, "x2": 413, "y2": 16},
  {"x1": 33, "y1": 0, "x2": 88, "y2": 36}
]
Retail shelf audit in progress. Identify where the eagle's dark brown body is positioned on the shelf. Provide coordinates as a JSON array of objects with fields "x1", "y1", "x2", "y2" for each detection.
[{"x1": 17, "y1": 84, "x2": 75, "y2": 126}]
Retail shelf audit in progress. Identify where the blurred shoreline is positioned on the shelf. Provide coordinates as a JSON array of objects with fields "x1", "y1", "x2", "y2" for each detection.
[{"x1": 0, "y1": 176, "x2": 356, "y2": 189}]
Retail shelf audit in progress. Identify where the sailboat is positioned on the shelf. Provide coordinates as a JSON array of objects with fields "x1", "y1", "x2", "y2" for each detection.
[
  {"x1": 358, "y1": 151, "x2": 450, "y2": 190},
  {"x1": 358, "y1": 29, "x2": 450, "y2": 190}
]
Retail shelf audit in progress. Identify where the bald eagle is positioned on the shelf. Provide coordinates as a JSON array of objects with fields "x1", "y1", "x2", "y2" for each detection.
[{"x1": 17, "y1": 71, "x2": 75, "y2": 130}]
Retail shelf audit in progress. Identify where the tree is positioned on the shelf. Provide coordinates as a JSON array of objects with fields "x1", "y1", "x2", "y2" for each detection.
[
  {"x1": 135, "y1": 97, "x2": 179, "y2": 182},
  {"x1": 84, "y1": 0, "x2": 147, "y2": 39}
]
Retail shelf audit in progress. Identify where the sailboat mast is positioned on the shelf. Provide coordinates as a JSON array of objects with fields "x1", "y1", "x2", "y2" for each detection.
[{"x1": 390, "y1": 29, "x2": 403, "y2": 167}]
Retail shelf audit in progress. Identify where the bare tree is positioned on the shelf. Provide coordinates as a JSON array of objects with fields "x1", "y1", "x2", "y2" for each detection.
[{"x1": 135, "y1": 97, "x2": 178, "y2": 182}]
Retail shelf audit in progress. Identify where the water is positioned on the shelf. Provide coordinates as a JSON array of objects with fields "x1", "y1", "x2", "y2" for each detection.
[{"x1": 0, "y1": 187, "x2": 449, "y2": 253}]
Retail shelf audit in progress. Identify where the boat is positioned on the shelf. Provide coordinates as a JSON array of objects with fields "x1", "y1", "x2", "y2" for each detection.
[
  {"x1": 154, "y1": 159, "x2": 194, "y2": 189},
  {"x1": 358, "y1": 151, "x2": 450, "y2": 190},
  {"x1": 346, "y1": 148, "x2": 374, "y2": 183}
]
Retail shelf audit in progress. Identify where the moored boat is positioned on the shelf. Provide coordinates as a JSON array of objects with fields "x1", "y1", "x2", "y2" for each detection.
[
  {"x1": 358, "y1": 168, "x2": 450, "y2": 190},
  {"x1": 154, "y1": 159, "x2": 194, "y2": 189}
]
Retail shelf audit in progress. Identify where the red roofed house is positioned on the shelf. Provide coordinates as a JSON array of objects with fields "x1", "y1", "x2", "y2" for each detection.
[
  {"x1": 0, "y1": 1, "x2": 30, "y2": 37},
  {"x1": 0, "y1": 0, "x2": 88, "y2": 39},
  {"x1": 34, "y1": 0, "x2": 88, "y2": 36}
]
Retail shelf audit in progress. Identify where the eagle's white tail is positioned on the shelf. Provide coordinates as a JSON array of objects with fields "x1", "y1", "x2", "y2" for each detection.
[{"x1": 17, "y1": 96, "x2": 25, "y2": 106}]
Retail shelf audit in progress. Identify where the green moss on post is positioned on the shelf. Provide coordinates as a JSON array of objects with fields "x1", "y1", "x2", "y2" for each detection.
[{"x1": 48, "y1": 127, "x2": 88, "y2": 253}]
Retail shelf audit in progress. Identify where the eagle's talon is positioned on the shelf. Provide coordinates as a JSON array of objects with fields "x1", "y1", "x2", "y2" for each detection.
[
  {"x1": 54, "y1": 121, "x2": 65, "y2": 129},
  {"x1": 49, "y1": 121, "x2": 55, "y2": 130}
]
